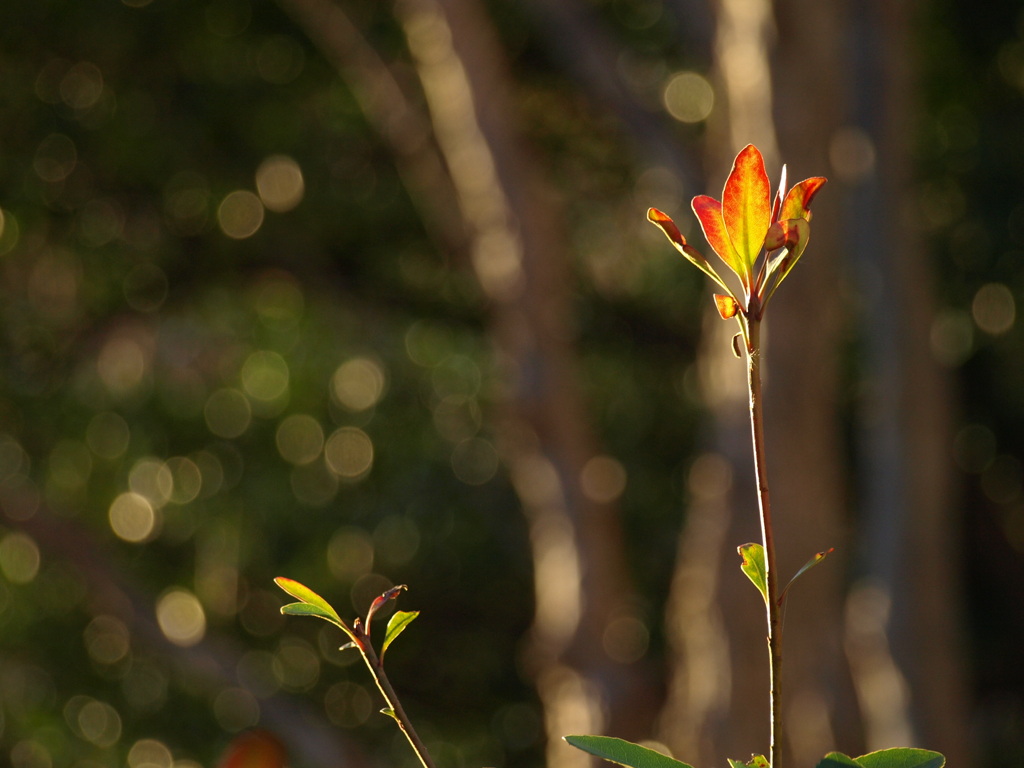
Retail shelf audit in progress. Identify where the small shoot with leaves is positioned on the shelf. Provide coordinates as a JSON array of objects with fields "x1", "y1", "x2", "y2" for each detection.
[{"x1": 274, "y1": 577, "x2": 434, "y2": 768}]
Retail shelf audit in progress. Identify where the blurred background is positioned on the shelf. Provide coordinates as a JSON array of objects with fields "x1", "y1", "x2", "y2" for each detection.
[{"x1": 1, "y1": 0, "x2": 1022, "y2": 767}]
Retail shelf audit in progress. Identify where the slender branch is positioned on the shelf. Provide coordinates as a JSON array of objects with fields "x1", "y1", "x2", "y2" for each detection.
[
  {"x1": 357, "y1": 636, "x2": 437, "y2": 768},
  {"x1": 746, "y1": 315, "x2": 783, "y2": 768}
]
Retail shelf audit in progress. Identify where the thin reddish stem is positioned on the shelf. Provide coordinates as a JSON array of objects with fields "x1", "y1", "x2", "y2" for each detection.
[{"x1": 746, "y1": 316, "x2": 783, "y2": 768}]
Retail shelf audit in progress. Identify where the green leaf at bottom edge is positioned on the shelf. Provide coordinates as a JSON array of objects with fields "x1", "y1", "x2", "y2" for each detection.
[
  {"x1": 564, "y1": 735, "x2": 695, "y2": 768},
  {"x1": 816, "y1": 750, "x2": 944, "y2": 768},
  {"x1": 855, "y1": 748, "x2": 944, "y2": 768},
  {"x1": 727, "y1": 756, "x2": 769, "y2": 768},
  {"x1": 815, "y1": 753, "x2": 862, "y2": 768}
]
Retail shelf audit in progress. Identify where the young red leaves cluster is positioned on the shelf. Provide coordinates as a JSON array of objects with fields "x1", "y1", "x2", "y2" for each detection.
[{"x1": 648, "y1": 144, "x2": 826, "y2": 339}]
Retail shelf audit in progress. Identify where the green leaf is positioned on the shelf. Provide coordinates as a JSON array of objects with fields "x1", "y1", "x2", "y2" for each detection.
[
  {"x1": 738, "y1": 543, "x2": 768, "y2": 604},
  {"x1": 856, "y1": 748, "x2": 945, "y2": 768},
  {"x1": 380, "y1": 707, "x2": 399, "y2": 721},
  {"x1": 779, "y1": 547, "x2": 835, "y2": 604},
  {"x1": 381, "y1": 610, "x2": 419, "y2": 659},
  {"x1": 815, "y1": 753, "x2": 862, "y2": 768},
  {"x1": 280, "y1": 602, "x2": 342, "y2": 624},
  {"x1": 274, "y1": 577, "x2": 352, "y2": 638},
  {"x1": 564, "y1": 735, "x2": 695, "y2": 768}
]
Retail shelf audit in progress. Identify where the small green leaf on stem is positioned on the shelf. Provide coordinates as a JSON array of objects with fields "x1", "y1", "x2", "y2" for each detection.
[
  {"x1": 380, "y1": 707, "x2": 399, "y2": 722},
  {"x1": 738, "y1": 543, "x2": 768, "y2": 604},
  {"x1": 564, "y1": 735, "x2": 696, "y2": 768},
  {"x1": 779, "y1": 548, "x2": 835, "y2": 605},
  {"x1": 281, "y1": 602, "x2": 341, "y2": 623},
  {"x1": 382, "y1": 610, "x2": 420, "y2": 660},
  {"x1": 855, "y1": 748, "x2": 945, "y2": 768}
]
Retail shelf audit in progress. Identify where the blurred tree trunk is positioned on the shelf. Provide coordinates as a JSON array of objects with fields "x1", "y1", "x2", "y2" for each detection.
[
  {"x1": 658, "y1": 0, "x2": 855, "y2": 765},
  {"x1": 843, "y1": 1, "x2": 973, "y2": 764},
  {"x1": 393, "y1": 0, "x2": 655, "y2": 765}
]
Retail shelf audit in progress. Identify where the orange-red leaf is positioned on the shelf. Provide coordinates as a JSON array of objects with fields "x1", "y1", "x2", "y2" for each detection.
[
  {"x1": 714, "y1": 293, "x2": 740, "y2": 319},
  {"x1": 779, "y1": 176, "x2": 827, "y2": 222},
  {"x1": 649, "y1": 206, "x2": 730, "y2": 290},
  {"x1": 647, "y1": 207, "x2": 686, "y2": 248},
  {"x1": 721, "y1": 145, "x2": 771, "y2": 278},
  {"x1": 692, "y1": 195, "x2": 743, "y2": 279},
  {"x1": 217, "y1": 730, "x2": 287, "y2": 768},
  {"x1": 763, "y1": 218, "x2": 809, "y2": 253}
]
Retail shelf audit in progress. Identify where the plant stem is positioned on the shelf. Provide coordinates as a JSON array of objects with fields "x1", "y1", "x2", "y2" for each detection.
[
  {"x1": 746, "y1": 316, "x2": 783, "y2": 768},
  {"x1": 359, "y1": 639, "x2": 438, "y2": 768}
]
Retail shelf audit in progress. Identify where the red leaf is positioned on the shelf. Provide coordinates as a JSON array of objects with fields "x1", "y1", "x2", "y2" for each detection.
[
  {"x1": 647, "y1": 207, "x2": 686, "y2": 248},
  {"x1": 692, "y1": 195, "x2": 744, "y2": 280},
  {"x1": 366, "y1": 584, "x2": 408, "y2": 636},
  {"x1": 217, "y1": 730, "x2": 287, "y2": 768},
  {"x1": 779, "y1": 176, "x2": 827, "y2": 222},
  {"x1": 721, "y1": 145, "x2": 771, "y2": 278},
  {"x1": 763, "y1": 218, "x2": 809, "y2": 252}
]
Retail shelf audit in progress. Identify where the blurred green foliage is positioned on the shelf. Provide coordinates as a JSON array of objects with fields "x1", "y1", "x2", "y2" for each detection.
[{"x1": 0, "y1": 1, "x2": 700, "y2": 766}]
